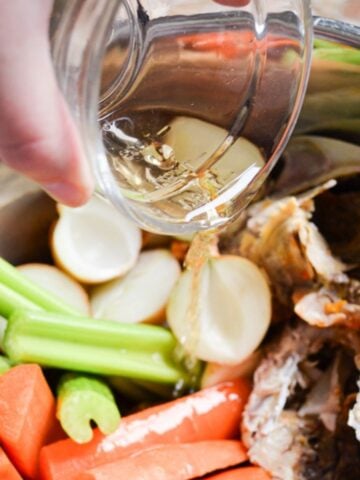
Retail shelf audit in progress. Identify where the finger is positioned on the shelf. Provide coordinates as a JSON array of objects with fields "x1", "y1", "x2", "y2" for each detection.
[{"x1": 0, "y1": 0, "x2": 94, "y2": 206}]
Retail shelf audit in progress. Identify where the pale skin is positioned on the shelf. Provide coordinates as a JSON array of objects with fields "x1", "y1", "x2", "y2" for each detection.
[{"x1": 0, "y1": 0, "x2": 249, "y2": 206}]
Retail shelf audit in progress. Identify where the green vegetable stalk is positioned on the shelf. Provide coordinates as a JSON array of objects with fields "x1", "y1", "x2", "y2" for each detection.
[
  {"x1": 313, "y1": 39, "x2": 360, "y2": 65},
  {"x1": 108, "y1": 376, "x2": 155, "y2": 402},
  {"x1": 109, "y1": 377, "x2": 174, "y2": 402},
  {"x1": 0, "y1": 355, "x2": 11, "y2": 374},
  {"x1": 57, "y1": 373, "x2": 121, "y2": 444},
  {"x1": 295, "y1": 39, "x2": 360, "y2": 139},
  {"x1": 3, "y1": 310, "x2": 189, "y2": 385},
  {"x1": 0, "y1": 258, "x2": 79, "y2": 317},
  {"x1": 0, "y1": 282, "x2": 41, "y2": 319}
]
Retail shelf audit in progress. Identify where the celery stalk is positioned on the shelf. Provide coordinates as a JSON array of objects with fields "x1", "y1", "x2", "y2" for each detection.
[
  {"x1": 313, "y1": 38, "x2": 360, "y2": 65},
  {"x1": 133, "y1": 379, "x2": 175, "y2": 400},
  {"x1": 314, "y1": 39, "x2": 338, "y2": 50},
  {"x1": 0, "y1": 282, "x2": 41, "y2": 318},
  {"x1": 3, "y1": 310, "x2": 189, "y2": 384},
  {"x1": 57, "y1": 373, "x2": 121, "y2": 444},
  {"x1": 0, "y1": 355, "x2": 11, "y2": 374},
  {"x1": 109, "y1": 377, "x2": 175, "y2": 401},
  {"x1": 0, "y1": 258, "x2": 79, "y2": 316},
  {"x1": 0, "y1": 315, "x2": 7, "y2": 345},
  {"x1": 108, "y1": 376, "x2": 154, "y2": 402},
  {"x1": 313, "y1": 48, "x2": 360, "y2": 65}
]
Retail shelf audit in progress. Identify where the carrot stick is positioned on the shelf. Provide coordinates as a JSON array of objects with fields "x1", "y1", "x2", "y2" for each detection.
[
  {"x1": 75, "y1": 440, "x2": 248, "y2": 480},
  {"x1": 0, "y1": 364, "x2": 56, "y2": 479},
  {"x1": 0, "y1": 448, "x2": 22, "y2": 480},
  {"x1": 205, "y1": 466, "x2": 271, "y2": 479},
  {"x1": 40, "y1": 379, "x2": 250, "y2": 480}
]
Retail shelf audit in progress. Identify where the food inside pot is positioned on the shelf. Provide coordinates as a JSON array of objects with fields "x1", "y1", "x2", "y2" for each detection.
[
  {"x1": 242, "y1": 322, "x2": 360, "y2": 480},
  {"x1": 0, "y1": 38, "x2": 359, "y2": 480}
]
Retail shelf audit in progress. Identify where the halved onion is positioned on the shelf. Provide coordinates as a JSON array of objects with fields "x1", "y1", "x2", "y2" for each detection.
[
  {"x1": 164, "y1": 116, "x2": 265, "y2": 184},
  {"x1": 17, "y1": 263, "x2": 90, "y2": 315},
  {"x1": 51, "y1": 196, "x2": 141, "y2": 284},
  {"x1": 91, "y1": 249, "x2": 181, "y2": 324},
  {"x1": 201, "y1": 351, "x2": 263, "y2": 389},
  {"x1": 167, "y1": 255, "x2": 271, "y2": 365}
]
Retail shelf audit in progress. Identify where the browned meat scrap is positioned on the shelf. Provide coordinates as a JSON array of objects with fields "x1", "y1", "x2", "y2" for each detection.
[{"x1": 242, "y1": 323, "x2": 360, "y2": 480}]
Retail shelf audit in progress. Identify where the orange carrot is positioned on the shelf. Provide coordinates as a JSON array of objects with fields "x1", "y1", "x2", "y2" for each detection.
[
  {"x1": 0, "y1": 448, "x2": 22, "y2": 480},
  {"x1": 179, "y1": 31, "x2": 300, "y2": 59},
  {"x1": 179, "y1": 31, "x2": 254, "y2": 59},
  {"x1": 171, "y1": 240, "x2": 190, "y2": 264},
  {"x1": 0, "y1": 364, "x2": 56, "y2": 479},
  {"x1": 205, "y1": 466, "x2": 271, "y2": 479},
  {"x1": 40, "y1": 379, "x2": 250, "y2": 480},
  {"x1": 214, "y1": 1, "x2": 250, "y2": 6},
  {"x1": 75, "y1": 440, "x2": 247, "y2": 480}
]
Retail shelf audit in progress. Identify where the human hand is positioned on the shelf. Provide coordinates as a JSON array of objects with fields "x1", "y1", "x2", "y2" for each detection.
[
  {"x1": 0, "y1": 0, "x2": 94, "y2": 206},
  {"x1": 0, "y1": 0, "x2": 249, "y2": 207}
]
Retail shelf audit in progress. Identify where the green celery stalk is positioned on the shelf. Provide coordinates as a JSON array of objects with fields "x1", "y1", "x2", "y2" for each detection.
[
  {"x1": 133, "y1": 379, "x2": 175, "y2": 400},
  {"x1": 313, "y1": 39, "x2": 360, "y2": 65},
  {"x1": 295, "y1": 88, "x2": 360, "y2": 137},
  {"x1": 57, "y1": 373, "x2": 121, "y2": 444},
  {"x1": 314, "y1": 38, "x2": 338, "y2": 50},
  {"x1": 3, "y1": 310, "x2": 189, "y2": 385},
  {"x1": 108, "y1": 376, "x2": 154, "y2": 402},
  {"x1": 313, "y1": 48, "x2": 360, "y2": 65},
  {"x1": 109, "y1": 377, "x2": 177, "y2": 401},
  {"x1": 0, "y1": 282, "x2": 41, "y2": 318},
  {"x1": 0, "y1": 355, "x2": 11, "y2": 374},
  {"x1": 0, "y1": 258, "x2": 79, "y2": 316}
]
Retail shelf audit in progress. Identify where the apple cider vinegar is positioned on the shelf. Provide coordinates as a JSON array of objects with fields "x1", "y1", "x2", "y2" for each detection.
[{"x1": 51, "y1": 0, "x2": 311, "y2": 232}]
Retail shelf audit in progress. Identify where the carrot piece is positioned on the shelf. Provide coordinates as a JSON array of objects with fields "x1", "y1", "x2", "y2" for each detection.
[
  {"x1": 40, "y1": 379, "x2": 250, "y2": 480},
  {"x1": 0, "y1": 364, "x2": 56, "y2": 479},
  {"x1": 179, "y1": 31, "x2": 300, "y2": 59},
  {"x1": 0, "y1": 448, "x2": 22, "y2": 480},
  {"x1": 171, "y1": 240, "x2": 190, "y2": 264},
  {"x1": 179, "y1": 31, "x2": 254, "y2": 59},
  {"x1": 214, "y1": 1, "x2": 250, "y2": 6},
  {"x1": 205, "y1": 466, "x2": 271, "y2": 479},
  {"x1": 75, "y1": 440, "x2": 247, "y2": 480}
]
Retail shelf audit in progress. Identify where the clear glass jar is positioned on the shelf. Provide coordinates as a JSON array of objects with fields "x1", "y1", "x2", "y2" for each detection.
[{"x1": 51, "y1": 0, "x2": 312, "y2": 234}]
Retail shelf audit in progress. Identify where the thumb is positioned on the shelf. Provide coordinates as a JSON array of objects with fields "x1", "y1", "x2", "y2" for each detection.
[{"x1": 0, "y1": 0, "x2": 94, "y2": 206}]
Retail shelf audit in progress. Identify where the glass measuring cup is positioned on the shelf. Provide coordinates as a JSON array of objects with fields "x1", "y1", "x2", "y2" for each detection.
[{"x1": 51, "y1": 0, "x2": 312, "y2": 234}]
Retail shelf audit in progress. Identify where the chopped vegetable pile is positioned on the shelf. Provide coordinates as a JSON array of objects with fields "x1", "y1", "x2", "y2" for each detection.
[{"x1": 0, "y1": 198, "x2": 262, "y2": 480}]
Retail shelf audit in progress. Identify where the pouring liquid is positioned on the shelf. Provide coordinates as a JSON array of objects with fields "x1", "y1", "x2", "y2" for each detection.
[{"x1": 99, "y1": 11, "x2": 305, "y2": 228}]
